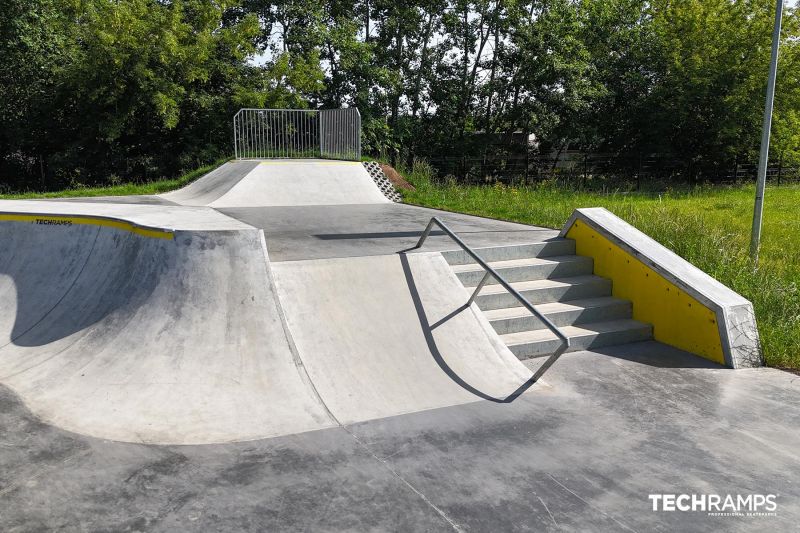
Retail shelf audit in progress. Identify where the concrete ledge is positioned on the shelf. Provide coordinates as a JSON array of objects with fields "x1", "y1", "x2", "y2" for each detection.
[
  {"x1": 559, "y1": 208, "x2": 761, "y2": 368},
  {"x1": 0, "y1": 200, "x2": 255, "y2": 233}
]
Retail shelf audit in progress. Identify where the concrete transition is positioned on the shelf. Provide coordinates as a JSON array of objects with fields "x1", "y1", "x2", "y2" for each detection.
[
  {"x1": 2, "y1": 159, "x2": 795, "y2": 532},
  {"x1": 164, "y1": 159, "x2": 390, "y2": 208},
  {"x1": 0, "y1": 207, "x2": 335, "y2": 444}
]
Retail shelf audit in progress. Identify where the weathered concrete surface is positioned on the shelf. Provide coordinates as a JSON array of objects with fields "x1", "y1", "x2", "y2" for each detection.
[
  {"x1": 1, "y1": 343, "x2": 798, "y2": 532},
  {"x1": 271, "y1": 252, "x2": 534, "y2": 424},
  {"x1": 221, "y1": 203, "x2": 558, "y2": 261},
  {"x1": 207, "y1": 160, "x2": 389, "y2": 207},
  {"x1": 0, "y1": 221, "x2": 335, "y2": 444}
]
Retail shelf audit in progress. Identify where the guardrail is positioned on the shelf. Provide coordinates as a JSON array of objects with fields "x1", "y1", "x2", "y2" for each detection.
[
  {"x1": 233, "y1": 108, "x2": 360, "y2": 161},
  {"x1": 412, "y1": 216, "x2": 570, "y2": 381}
]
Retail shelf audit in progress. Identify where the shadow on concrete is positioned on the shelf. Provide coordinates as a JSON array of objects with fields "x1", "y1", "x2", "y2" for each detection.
[
  {"x1": 317, "y1": 229, "x2": 548, "y2": 241},
  {"x1": 398, "y1": 252, "x2": 538, "y2": 403},
  {"x1": 586, "y1": 340, "x2": 727, "y2": 369},
  {"x1": 314, "y1": 230, "x2": 447, "y2": 240},
  {"x1": 0, "y1": 226, "x2": 166, "y2": 348}
]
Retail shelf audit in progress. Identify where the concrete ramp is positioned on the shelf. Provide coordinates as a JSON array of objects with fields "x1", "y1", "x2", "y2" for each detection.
[
  {"x1": 0, "y1": 161, "x2": 540, "y2": 445},
  {"x1": 159, "y1": 160, "x2": 260, "y2": 206},
  {"x1": 0, "y1": 208, "x2": 535, "y2": 443},
  {"x1": 271, "y1": 253, "x2": 534, "y2": 424},
  {"x1": 163, "y1": 160, "x2": 389, "y2": 208},
  {"x1": 0, "y1": 215, "x2": 336, "y2": 444}
]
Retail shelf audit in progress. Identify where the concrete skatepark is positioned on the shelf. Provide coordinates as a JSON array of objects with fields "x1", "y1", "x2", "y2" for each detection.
[{"x1": 0, "y1": 159, "x2": 798, "y2": 531}]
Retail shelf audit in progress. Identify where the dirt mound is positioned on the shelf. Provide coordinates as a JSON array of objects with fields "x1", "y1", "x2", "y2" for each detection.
[{"x1": 379, "y1": 163, "x2": 415, "y2": 191}]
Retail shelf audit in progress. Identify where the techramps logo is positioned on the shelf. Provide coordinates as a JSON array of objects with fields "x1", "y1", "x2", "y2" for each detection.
[
  {"x1": 34, "y1": 218, "x2": 73, "y2": 226},
  {"x1": 648, "y1": 493, "x2": 778, "y2": 518}
]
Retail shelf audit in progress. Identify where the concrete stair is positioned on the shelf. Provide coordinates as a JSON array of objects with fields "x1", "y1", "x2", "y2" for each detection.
[
  {"x1": 451, "y1": 255, "x2": 593, "y2": 286},
  {"x1": 443, "y1": 239, "x2": 653, "y2": 360}
]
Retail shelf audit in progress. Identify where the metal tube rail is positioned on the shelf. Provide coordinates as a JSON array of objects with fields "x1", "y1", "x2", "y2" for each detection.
[{"x1": 414, "y1": 216, "x2": 570, "y2": 377}]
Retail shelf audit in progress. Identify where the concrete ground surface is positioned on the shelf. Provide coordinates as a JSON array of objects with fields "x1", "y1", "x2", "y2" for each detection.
[
  {"x1": 0, "y1": 160, "x2": 798, "y2": 531},
  {"x1": 1, "y1": 343, "x2": 798, "y2": 532}
]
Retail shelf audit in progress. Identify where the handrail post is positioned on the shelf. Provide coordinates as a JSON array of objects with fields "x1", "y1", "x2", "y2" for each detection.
[
  {"x1": 415, "y1": 217, "x2": 438, "y2": 248},
  {"x1": 413, "y1": 215, "x2": 570, "y2": 374},
  {"x1": 467, "y1": 271, "x2": 492, "y2": 306}
]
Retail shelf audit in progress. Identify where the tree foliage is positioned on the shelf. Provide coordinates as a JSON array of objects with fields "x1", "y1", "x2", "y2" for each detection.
[{"x1": 1, "y1": 0, "x2": 798, "y2": 188}]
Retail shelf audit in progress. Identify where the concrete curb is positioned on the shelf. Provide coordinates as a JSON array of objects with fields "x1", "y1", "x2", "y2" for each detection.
[{"x1": 560, "y1": 208, "x2": 761, "y2": 368}]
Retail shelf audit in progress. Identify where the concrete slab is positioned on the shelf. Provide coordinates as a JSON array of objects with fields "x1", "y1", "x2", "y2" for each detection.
[
  {"x1": 221, "y1": 203, "x2": 558, "y2": 261},
  {"x1": 1, "y1": 343, "x2": 798, "y2": 531},
  {"x1": 208, "y1": 160, "x2": 390, "y2": 207}
]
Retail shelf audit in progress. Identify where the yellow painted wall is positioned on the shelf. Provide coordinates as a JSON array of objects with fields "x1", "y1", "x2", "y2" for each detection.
[
  {"x1": 0, "y1": 214, "x2": 173, "y2": 240},
  {"x1": 566, "y1": 219, "x2": 725, "y2": 365}
]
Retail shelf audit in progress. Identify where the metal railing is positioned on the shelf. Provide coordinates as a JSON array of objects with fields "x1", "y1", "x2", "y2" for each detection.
[
  {"x1": 412, "y1": 216, "x2": 570, "y2": 381},
  {"x1": 320, "y1": 108, "x2": 361, "y2": 161},
  {"x1": 233, "y1": 108, "x2": 360, "y2": 161}
]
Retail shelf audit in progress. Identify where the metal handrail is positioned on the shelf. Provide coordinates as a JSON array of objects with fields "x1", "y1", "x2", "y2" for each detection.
[{"x1": 412, "y1": 216, "x2": 570, "y2": 379}]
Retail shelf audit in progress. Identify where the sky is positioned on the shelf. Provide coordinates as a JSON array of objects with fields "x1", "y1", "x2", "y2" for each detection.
[{"x1": 251, "y1": 1, "x2": 800, "y2": 67}]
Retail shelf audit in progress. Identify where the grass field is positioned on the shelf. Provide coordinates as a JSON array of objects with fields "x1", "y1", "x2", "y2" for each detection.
[
  {"x1": 400, "y1": 160, "x2": 800, "y2": 370},
  {"x1": 0, "y1": 158, "x2": 230, "y2": 200}
]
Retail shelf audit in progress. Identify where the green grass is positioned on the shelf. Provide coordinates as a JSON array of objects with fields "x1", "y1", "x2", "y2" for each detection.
[
  {"x1": 0, "y1": 157, "x2": 231, "y2": 200},
  {"x1": 399, "y1": 159, "x2": 800, "y2": 369}
]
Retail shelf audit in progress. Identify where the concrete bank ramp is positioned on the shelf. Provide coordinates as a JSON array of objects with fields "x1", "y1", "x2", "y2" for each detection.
[
  {"x1": 271, "y1": 253, "x2": 534, "y2": 423},
  {"x1": 159, "y1": 160, "x2": 260, "y2": 206},
  {"x1": 0, "y1": 206, "x2": 336, "y2": 444},
  {"x1": 162, "y1": 159, "x2": 389, "y2": 208}
]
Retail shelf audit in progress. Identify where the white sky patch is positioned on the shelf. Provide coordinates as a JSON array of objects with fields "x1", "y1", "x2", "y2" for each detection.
[{"x1": 248, "y1": 1, "x2": 800, "y2": 68}]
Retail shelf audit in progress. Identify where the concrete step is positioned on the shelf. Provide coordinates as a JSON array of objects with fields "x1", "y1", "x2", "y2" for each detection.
[
  {"x1": 474, "y1": 275, "x2": 612, "y2": 310},
  {"x1": 501, "y1": 319, "x2": 653, "y2": 360},
  {"x1": 452, "y1": 255, "x2": 593, "y2": 287},
  {"x1": 441, "y1": 239, "x2": 576, "y2": 266},
  {"x1": 482, "y1": 297, "x2": 632, "y2": 335}
]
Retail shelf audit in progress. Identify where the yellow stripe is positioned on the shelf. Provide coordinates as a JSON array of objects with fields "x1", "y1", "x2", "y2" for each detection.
[
  {"x1": 566, "y1": 219, "x2": 725, "y2": 365},
  {"x1": 0, "y1": 214, "x2": 173, "y2": 240}
]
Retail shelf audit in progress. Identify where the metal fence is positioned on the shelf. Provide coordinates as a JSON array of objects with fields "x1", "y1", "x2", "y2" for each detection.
[
  {"x1": 426, "y1": 153, "x2": 800, "y2": 190},
  {"x1": 233, "y1": 108, "x2": 361, "y2": 161},
  {"x1": 320, "y1": 108, "x2": 361, "y2": 161}
]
